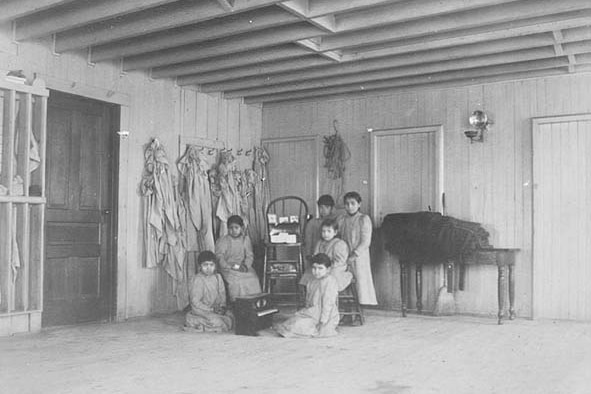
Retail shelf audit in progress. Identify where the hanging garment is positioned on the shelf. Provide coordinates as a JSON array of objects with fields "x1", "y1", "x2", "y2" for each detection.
[
  {"x1": 244, "y1": 169, "x2": 261, "y2": 246},
  {"x1": 214, "y1": 151, "x2": 242, "y2": 237},
  {"x1": 140, "y1": 139, "x2": 186, "y2": 301},
  {"x1": 185, "y1": 273, "x2": 234, "y2": 332},
  {"x1": 338, "y1": 211, "x2": 378, "y2": 305},
  {"x1": 274, "y1": 274, "x2": 340, "y2": 338},
  {"x1": 177, "y1": 145, "x2": 215, "y2": 252},
  {"x1": 215, "y1": 234, "x2": 261, "y2": 301},
  {"x1": 251, "y1": 146, "x2": 271, "y2": 243}
]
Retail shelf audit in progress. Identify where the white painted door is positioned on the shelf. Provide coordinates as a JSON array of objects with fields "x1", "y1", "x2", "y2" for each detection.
[
  {"x1": 370, "y1": 126, "x2": 444, "y2": 225},
  {"x1": 262, "y1": 136, "x2": 319, "y2": 214},
  {"x1": 533, "y1": 114, "x2": 591, "y2": 320}
]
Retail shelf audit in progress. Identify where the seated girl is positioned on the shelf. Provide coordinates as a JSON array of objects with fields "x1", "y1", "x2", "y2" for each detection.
[
  {"x1": 215, "y1": 215, "x2": 262, "y2": 301},
  {"x1": 300, "y1": 218, "x2": 353, "y2": 291},
  {"x1": 274, "y1": 253, "x2": 340, "y2": 338},
  {"x1": 185, "y1": 251, "x2": 234, "y2": 332}
]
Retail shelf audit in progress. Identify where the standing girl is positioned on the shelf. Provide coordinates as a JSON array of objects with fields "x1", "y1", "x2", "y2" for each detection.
[
  {"x1": 337, "y1": 191, "x2": 378, "y2": 305},
  {"x1": 215, "y1": 215, "x2": 262, "y2": 301},
  {"x1": 274, "y1": 253, "x2": 340, "y2": 338}
]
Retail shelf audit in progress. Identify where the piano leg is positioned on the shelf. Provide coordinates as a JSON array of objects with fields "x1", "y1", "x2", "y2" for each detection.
[
  {"x1": 416, "y1": 264, "x2": 423, "y2": 314},
  {"x1": 497, "y1": 264, "x2": 507, "y2": 325},
  {"x1": 400, "y1": 261, "x2": 408, "y2": 317},
  {"x1": 509, "y1": 264, "x2": 516, "y2": 320}
]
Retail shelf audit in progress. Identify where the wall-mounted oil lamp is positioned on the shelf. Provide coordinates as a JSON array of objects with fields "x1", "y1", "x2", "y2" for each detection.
[{"x1": 464, "y1": 110, "x2": 492, "y2": 143}]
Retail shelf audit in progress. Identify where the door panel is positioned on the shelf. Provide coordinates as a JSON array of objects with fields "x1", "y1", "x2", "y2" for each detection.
[
  {"x1": 263, "y1": 136, "x2": 318, "y2": 214},
  {"x1": 371, "y1": 126, "x2": 443, "y2": 224},
  {"x1": 43, "y1": 92, "x2": 115, "y2": 327},
  {"x1": 533, "y1": 115, "x2": 591, "y2": 320}
]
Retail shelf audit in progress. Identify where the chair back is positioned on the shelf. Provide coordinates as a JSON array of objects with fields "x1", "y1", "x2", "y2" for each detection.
[{"x1": 265, "y1": 196, "x2": 309, "y2": 243}]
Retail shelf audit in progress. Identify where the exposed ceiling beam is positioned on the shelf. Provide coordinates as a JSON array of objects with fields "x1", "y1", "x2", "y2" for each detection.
[
  {"x1": 210, "y1": 50, "x2": 567, "y2": 95},
  {"x1": 123, "y1": 23, "x2": 325, "y2": 71},
  {"x1": 294, "y1": 39, "x2": 342, "y2": 61},
  {"x1": 335, "y1": 0, "x2": 523, "y2": 32},
  {"x1": 177, "y1": 55, "x2": 334, "y2": 85},
  {"x1": 307, "y1": 0, "x2": 406, "y2": 18},
  {"x1": 278, "y1": 0, "x2": 336, "y2": 32},
  {"x1": 564, "y1": 40, "x2": 591, "y2": 55},
  {"x1": 176, "y1": 25, "x2": 591, "y2": 86},
  {"x1": 343, "y1": 11, "x2": 591, "y2": 61},
  {"x1": 0, "y1": 0, "x2": 77, "y2": 22},
  {"x1": 53, "y1": 0, "x2": 285, "y2": 52},
  {"x1": 151, "y1": 45, "x2": 313, "y2": 78},
  {"x1": 198, "y1": 35, "x2": 561, "y2": 90},
  {"x1": 90, "y1": 7, "x2": 300, "y2": 61},
  {"x1": 239, "y1": 60, "x2": 573, "y2": 102},
  {"x1": 562, "y1": 26, "x2": 591, "y2": 41},
  {"x1": 15, "y1": 0, "x2": 180, "y2": 40},
  {"x1": 216, "y1": 0, "x2": 235, "y2": 11},
  {"x1": 246, "y1": 68, "x2": 570, "y2": 104},
  {"x1": 320, "y1": 0, "x2": 591, "y2": 51}
]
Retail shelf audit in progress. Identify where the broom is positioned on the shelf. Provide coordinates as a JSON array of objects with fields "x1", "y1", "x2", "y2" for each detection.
[
  {"x1": 433, "y1": 192, "x2": 456, "y2": 316},
  {"x1": 433, "y1": 263, "x2": 456, "y2": 315}
]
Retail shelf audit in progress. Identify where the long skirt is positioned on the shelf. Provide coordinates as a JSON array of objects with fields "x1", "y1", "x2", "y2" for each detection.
[
  {"x1": 185, "y1": 309, "x2": 234, "y2": 332},
  {"x1": 274, "y1": 310, "x2": 338, "y2": 338},
  {"x1": 299, "y1": 267, "x2": 352, "y2": 292},
  {"x1": 222, "y1": 269, "x2": 262, "y2": 301}
]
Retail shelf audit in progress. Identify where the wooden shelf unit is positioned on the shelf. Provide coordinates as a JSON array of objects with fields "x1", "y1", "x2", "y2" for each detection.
[{"x1": 0, "y1": 78, "x2": 48, "y2": 335}]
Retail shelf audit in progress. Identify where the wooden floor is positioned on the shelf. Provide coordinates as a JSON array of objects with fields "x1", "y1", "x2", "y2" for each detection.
[{"x1": 1, "y1": 311, "x2": 590, "y2": 394}]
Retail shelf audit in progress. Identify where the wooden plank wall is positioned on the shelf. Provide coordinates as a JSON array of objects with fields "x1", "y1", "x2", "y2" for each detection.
[
  {"x1": 262, "y1": 72, "x2": 591, "y2": 318},
  {"x1": 0, "y1": 30, "x2": 261, "y2": 322},
  {"x1": 179, "y1": 88, "x2": 262, "y2": 168}
]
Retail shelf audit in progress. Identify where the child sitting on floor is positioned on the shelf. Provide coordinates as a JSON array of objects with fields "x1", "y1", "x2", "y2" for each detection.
[
  {"x1": 185, "y1": 251, "x2": 234, "y2": 332},
  {"x1": 300, "y1": 218, "x2": 353, "y2": 291},
  {"x1": 215, "y1": 215, "x2": 262, "y2": 301},
  {"x1": 274, "y1": 253, "x2": 340, "y2": 338}
]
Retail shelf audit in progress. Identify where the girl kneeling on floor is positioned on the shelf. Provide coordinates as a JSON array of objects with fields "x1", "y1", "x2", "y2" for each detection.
[
  {"x1": 274, "y1": 253, "x2": 340, "y2": 338},
  {"x1": 185, "y1": 251, "x2": 234, "y2": 332},
  {"x1": 215, "y1": 215, "x2": 262, "y2": 301}
]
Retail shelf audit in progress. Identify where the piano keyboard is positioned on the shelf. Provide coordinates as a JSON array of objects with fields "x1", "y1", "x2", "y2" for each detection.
[{"x1": 257, "y1": 308, "x2": 279, "y2": 317}]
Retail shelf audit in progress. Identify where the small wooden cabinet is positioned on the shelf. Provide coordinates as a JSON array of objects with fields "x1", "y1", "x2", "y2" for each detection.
[{"x1": 0, "y1": 77, "x2": 48, "y2": 335}]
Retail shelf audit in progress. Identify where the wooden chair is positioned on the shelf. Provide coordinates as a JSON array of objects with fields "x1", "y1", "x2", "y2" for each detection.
[
  {"x1": 263, "y1": 196, "x2": 309, "y2": 305},
  {"x1": 338, "y1": 276, "x2": 364, "y2": 325}
]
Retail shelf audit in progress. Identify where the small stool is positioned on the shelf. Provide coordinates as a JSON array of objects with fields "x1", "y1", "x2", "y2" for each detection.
[{"x1": 338, "y1": 279, "x2": 364, "y2": 326}]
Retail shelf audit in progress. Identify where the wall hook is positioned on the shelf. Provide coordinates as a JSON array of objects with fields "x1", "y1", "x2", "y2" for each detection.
[
  {"x1": 237, "y1": 148, "x2": 244, "y2": 156},
  {"x1": 208, "y1": 148, "x2": 216, "y2": 155},
  {"x1": 245, "y1": 149, "x2": 253, "y2": 156}
]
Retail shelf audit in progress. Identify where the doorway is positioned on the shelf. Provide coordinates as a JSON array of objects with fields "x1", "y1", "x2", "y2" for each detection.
[
  {"x1": 533, "y1": 114, "x2": 591, "y2": 320},
  {"x1": 370, "y1": 125, "x2": 444, "y2": 310},
  {"x1": 43, "y1": 91, "x2": 118, "y2": 327},
  {"x1": 370, "y1": 125, "x2": 444, "y2": 223}
]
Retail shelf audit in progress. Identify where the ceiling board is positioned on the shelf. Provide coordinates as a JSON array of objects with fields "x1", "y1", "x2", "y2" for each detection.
[{"x1": 5, "y1": 0, "x2": 591, "y2": 104}]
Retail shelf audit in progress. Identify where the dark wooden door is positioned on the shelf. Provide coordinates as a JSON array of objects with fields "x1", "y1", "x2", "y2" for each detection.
[{"x1": 43, "y1": 92, "x2": 116, "y2": 327}]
